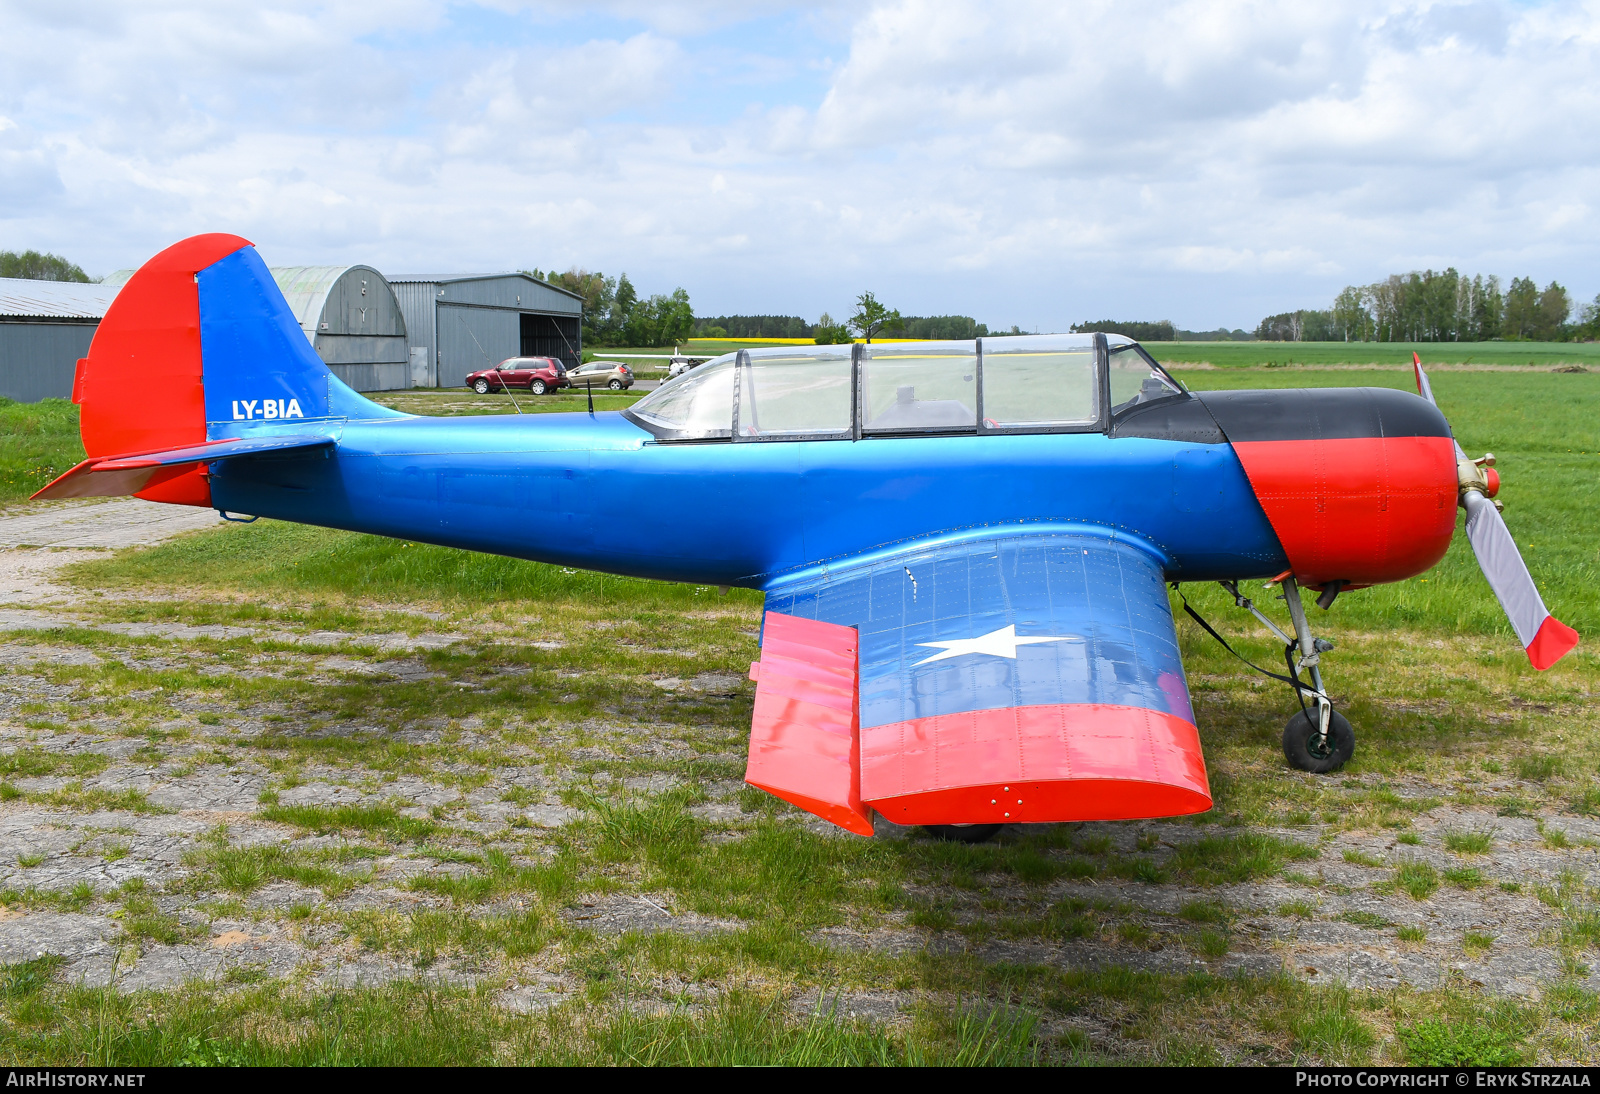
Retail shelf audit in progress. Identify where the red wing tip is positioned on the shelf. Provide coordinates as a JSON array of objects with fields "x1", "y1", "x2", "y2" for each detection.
[{"x1": 1527, "y1": 615, "x2": 1579, "y2": 671}]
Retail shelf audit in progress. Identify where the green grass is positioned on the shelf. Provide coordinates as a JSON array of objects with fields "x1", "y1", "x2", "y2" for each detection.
[
  {"x1": 1398, "y1": 1017, "x2": 1523, "y2": 1065},
  {"x1": 1337, "y1": 910, "x2": 1392, "y2": 929},
  {"x1": 0, "y1": 398, "x2": 83, "y2": 503},
  {"x1": 1290, "y1": 990, "x2": 1377, "y2": 1063},
  {"x1": 185, "y1": 842, "x2": 368, "y2": 898},
  {"x1": 0, "y1": 749, "x2": 110, "y2": 780},
  {"x1": 0, "y1": 975, "x2": 1052, "y2": 1066},
  {"x1": 1394, "y1": 862, "x2": 1441, "y2": 901},
  {"x1": 1443, "y1": 830, "x2": 1494, "y2": 854},
  {"x1": 67, "y1": 518, "x2": 763, "y2": 611},
  {"x1": 1166, "y1": 833, "x2": 1319, "y2": 884},
  {"x1": 1151, "y1": 340, "x2": 1600, "y2": 369},
  {"x1": 1514, "y1": 754, "x2": 1564, "y2": 781},
  {"x1": 258, "y1": 803, "x2": 438, "y2": 842},
  {"x1": 370, "y1": 389, "x2": 646, "y2": 417}
]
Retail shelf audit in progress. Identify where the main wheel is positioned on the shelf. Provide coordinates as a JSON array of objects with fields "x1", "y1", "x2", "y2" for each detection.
[
  {"x1": 473, "y1": 378, "x2": 490, "y2": 394},
  {"x1": 531, "y1": 379, "x2": 547, "y2": 395},
  {"x1": 1283, "y1": 709, "x2": 1354, "y2": 773},
  {"x1": 608, "y1": 379, "x2": 623, "y2": 390},
  {"x1": 924, "y1": 824, "x2": 1004, "y2": 844}
]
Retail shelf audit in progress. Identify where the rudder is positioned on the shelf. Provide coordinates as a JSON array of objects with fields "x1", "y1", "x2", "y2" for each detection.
[{"x1": 77, "y1": 234, "x2": 252, "y2": 505}]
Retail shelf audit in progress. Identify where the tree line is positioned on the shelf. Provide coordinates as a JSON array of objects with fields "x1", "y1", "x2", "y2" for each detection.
[
  {"x1": 1258, "y1": 269, "x2": 1600, "y2": 342},
  {"x1": 693, "y1": 312, "x2": 994, "y2": 341},
  {"x1": 522, "y1": 268, "x2": 695, "y2": 348},
  {"x1": 1, "y1": 250, "x2": 92, "y2": 282}
]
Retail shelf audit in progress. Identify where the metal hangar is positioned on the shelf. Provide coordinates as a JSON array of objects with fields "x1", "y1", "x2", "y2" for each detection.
[{"x1": 388, "y1": 273, "x2": 583, "y2": 389}]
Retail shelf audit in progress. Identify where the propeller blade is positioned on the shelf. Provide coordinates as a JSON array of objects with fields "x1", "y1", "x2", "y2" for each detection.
[
  {"x1": 1414, "y1": 353, "x2": 1579, "y2": 670},
  {"x1": 1461, "y1": 492, "x2": 1579, "y2": 669},
  {"x1": 1413, "y1": 352, "x2": 1465, "y2": 458}
]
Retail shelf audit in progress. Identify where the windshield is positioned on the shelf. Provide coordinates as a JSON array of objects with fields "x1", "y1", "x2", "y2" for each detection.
[
  {"x1": 1107, "y1": 343, "x2": 1183, "y2": 414},
  {"x1": 628, "y1": 353, "x2": 736, "y2": 439}
]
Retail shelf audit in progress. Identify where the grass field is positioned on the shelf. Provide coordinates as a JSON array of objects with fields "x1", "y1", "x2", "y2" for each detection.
[
  {"x1": 0, "y1": 398, "x2": 84, "y2": 503},
  {"x1": 0, "y1": 370, "x2": 1597, "y2": 1064},
  {"x1": 1153, "y1": 341, "x2": 1600, "y2": 369},
  {"x1": 663, "y1": 339, "x2": 1600, "y2": 368}
]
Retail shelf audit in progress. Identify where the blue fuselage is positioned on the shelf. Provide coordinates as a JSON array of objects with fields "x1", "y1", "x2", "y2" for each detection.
[{"x1": 209, "y1": 410, "x2": 1287, "y2": 590}]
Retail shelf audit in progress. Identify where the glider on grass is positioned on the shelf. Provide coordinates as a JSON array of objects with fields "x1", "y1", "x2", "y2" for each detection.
[{"x1": 37, "y1": 234, "x2": 1579, "y2": 842}]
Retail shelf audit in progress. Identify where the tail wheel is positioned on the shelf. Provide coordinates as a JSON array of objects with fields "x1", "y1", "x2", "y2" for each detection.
[
  {"x1": 1283, "y1": 709, "x2": 1355, "y2": 773},
  {"x1": 924, "y1": 824, "x2": 1003, "y2": 844},
  {"x1": 473, "y1": 379, "x2": 490, "y2": 394},
  {"x1": 531, "y1": 379, "x2": 547, "y2": 395},
  {"x1": 608, "y1": 379, "x2": 623, "y2": 390}
]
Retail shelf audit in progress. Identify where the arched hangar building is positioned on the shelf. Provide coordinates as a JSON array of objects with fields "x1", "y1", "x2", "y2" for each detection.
[{"x1": 270, "y1": 265, "x2": 411, "y2": 392}]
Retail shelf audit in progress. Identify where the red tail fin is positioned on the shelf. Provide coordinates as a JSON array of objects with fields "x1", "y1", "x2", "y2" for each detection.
[{"x1": 78, "y1": 233, "x2": 252, "y2": 506}]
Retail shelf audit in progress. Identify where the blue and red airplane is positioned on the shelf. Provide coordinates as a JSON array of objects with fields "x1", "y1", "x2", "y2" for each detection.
[{"x1": 36, "y1": 234, "x2": 1578, "y2": 842}]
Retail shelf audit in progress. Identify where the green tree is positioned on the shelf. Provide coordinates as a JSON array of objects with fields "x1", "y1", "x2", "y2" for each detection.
[
  {"x1": 624, "y1": 288, "x2": 695, "y2": 347},
  {"x1": 812, "y1": 311, "x2": 851, "y2": 345},
  {"x1": 1579, "y1": 292, "x2": 1600, "y2": 340},
  {"x1": 0, "y1": 249, "x2": 90, "y2": 282},
  {"x1": 1474, "y1": 275, "x2": 1503, "y2": 340},
  {"x1": 1503, "y1": 277, "x2": 1539, "y2": 339},
  {"x1": 848, "y1": 291, "x2": 903, "y2": 343},
  {"x1": 545, "y1": 269, "x2": 617, "y2": 345},
  {"x1": 1534, "y1": 281, "x2": 1570, "y2": 340},
  {"x1": 1331, "y1": 287, "x2": 1370, "y2": 341}
]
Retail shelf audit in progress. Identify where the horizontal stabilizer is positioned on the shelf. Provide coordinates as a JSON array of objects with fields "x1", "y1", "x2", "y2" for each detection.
[{"x1": 32, "y1": 434, "x2": 334, "y2": 501}]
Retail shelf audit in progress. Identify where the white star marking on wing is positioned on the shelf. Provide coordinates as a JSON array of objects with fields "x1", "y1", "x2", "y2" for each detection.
[{"x1": 913, "y1": 624, "x2": 1083, "y2": 666}]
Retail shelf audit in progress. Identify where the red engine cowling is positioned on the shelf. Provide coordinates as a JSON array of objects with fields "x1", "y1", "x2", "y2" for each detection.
[{"x1": 1197, "y1": 388, "x2": 1460, "y2": 590}]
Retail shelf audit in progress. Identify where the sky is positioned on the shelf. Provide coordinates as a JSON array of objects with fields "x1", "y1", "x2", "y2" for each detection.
[{"x1": 2, "y1": 0, "x2": 1598, "y2": 332}]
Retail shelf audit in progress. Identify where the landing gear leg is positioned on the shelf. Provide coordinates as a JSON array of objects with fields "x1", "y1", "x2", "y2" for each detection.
[{"x1": 1219, "y1": 577, "x2": 1354, "y2": 773}]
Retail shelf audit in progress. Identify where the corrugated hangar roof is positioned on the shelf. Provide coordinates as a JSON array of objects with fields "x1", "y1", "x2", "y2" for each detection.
[
  {"x1": 270, "y1": 265, "x2": 385, "y2": 333},
  {"x1": 387, "y1": 272, "x2": 584, "y2": 301},
  {"x1": 0, "y1": 278, "x2": 121, "y2": 320}
]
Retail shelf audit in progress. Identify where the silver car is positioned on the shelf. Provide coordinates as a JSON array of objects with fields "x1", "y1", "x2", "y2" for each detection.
[{"x1": 568, "y1": 361, "x2": 635, "y2": 390}]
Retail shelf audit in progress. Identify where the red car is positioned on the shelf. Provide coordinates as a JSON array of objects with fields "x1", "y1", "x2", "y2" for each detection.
[{"x1": 467, "y1": 357, "x2": 570, "y2": 395}]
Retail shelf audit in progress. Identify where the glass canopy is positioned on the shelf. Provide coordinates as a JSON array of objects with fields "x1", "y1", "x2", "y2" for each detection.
[{"x1": 624, "y1": 333, "x2": 1185, "y2": 442}]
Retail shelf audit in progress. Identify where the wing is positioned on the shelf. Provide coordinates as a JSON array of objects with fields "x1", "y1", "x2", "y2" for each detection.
[{"x1": 744, "y1": 530, "x2": 1211, "y2": 833}]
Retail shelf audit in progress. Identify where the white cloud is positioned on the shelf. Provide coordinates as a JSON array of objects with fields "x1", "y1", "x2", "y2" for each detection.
[{"x1": 1, "y1": 0, "x2": 1599, "y2": 327}]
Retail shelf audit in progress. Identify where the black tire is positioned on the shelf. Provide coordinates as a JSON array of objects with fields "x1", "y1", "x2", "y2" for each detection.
[
  {"x1": 473, "y1": 379, "x2": 490, "y2": 394},
  {"x1": 924, "y1": 824, "x2": 1004, "y2": 844},
  {"x1": 531, "y1": 379, "x2": 547, "y2": 395},
  {"x1": 608, "y1": 379, "x2": 623, "y2": 390},
  {"x1": 1283, "y1": 708, "x2": 1355, "y2": 773}
]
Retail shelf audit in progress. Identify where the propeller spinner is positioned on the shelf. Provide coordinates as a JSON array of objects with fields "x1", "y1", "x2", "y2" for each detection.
[{"x1": 1413, "y1": 353, "x2": 1579, "y2": 670}]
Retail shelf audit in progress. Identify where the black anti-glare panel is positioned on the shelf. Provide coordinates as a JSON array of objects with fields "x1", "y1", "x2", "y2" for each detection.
[{"x1": 1196, "y1": 387, "x2": 1452, "y2": 442}]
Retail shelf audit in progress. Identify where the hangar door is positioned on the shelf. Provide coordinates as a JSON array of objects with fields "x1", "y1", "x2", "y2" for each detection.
[
  {"x1": 437, "y1": 304, "x2": 519, "y2": 388},
  {"x1": 521, "y1": 314, "x2": 580, "y2": 368}
]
